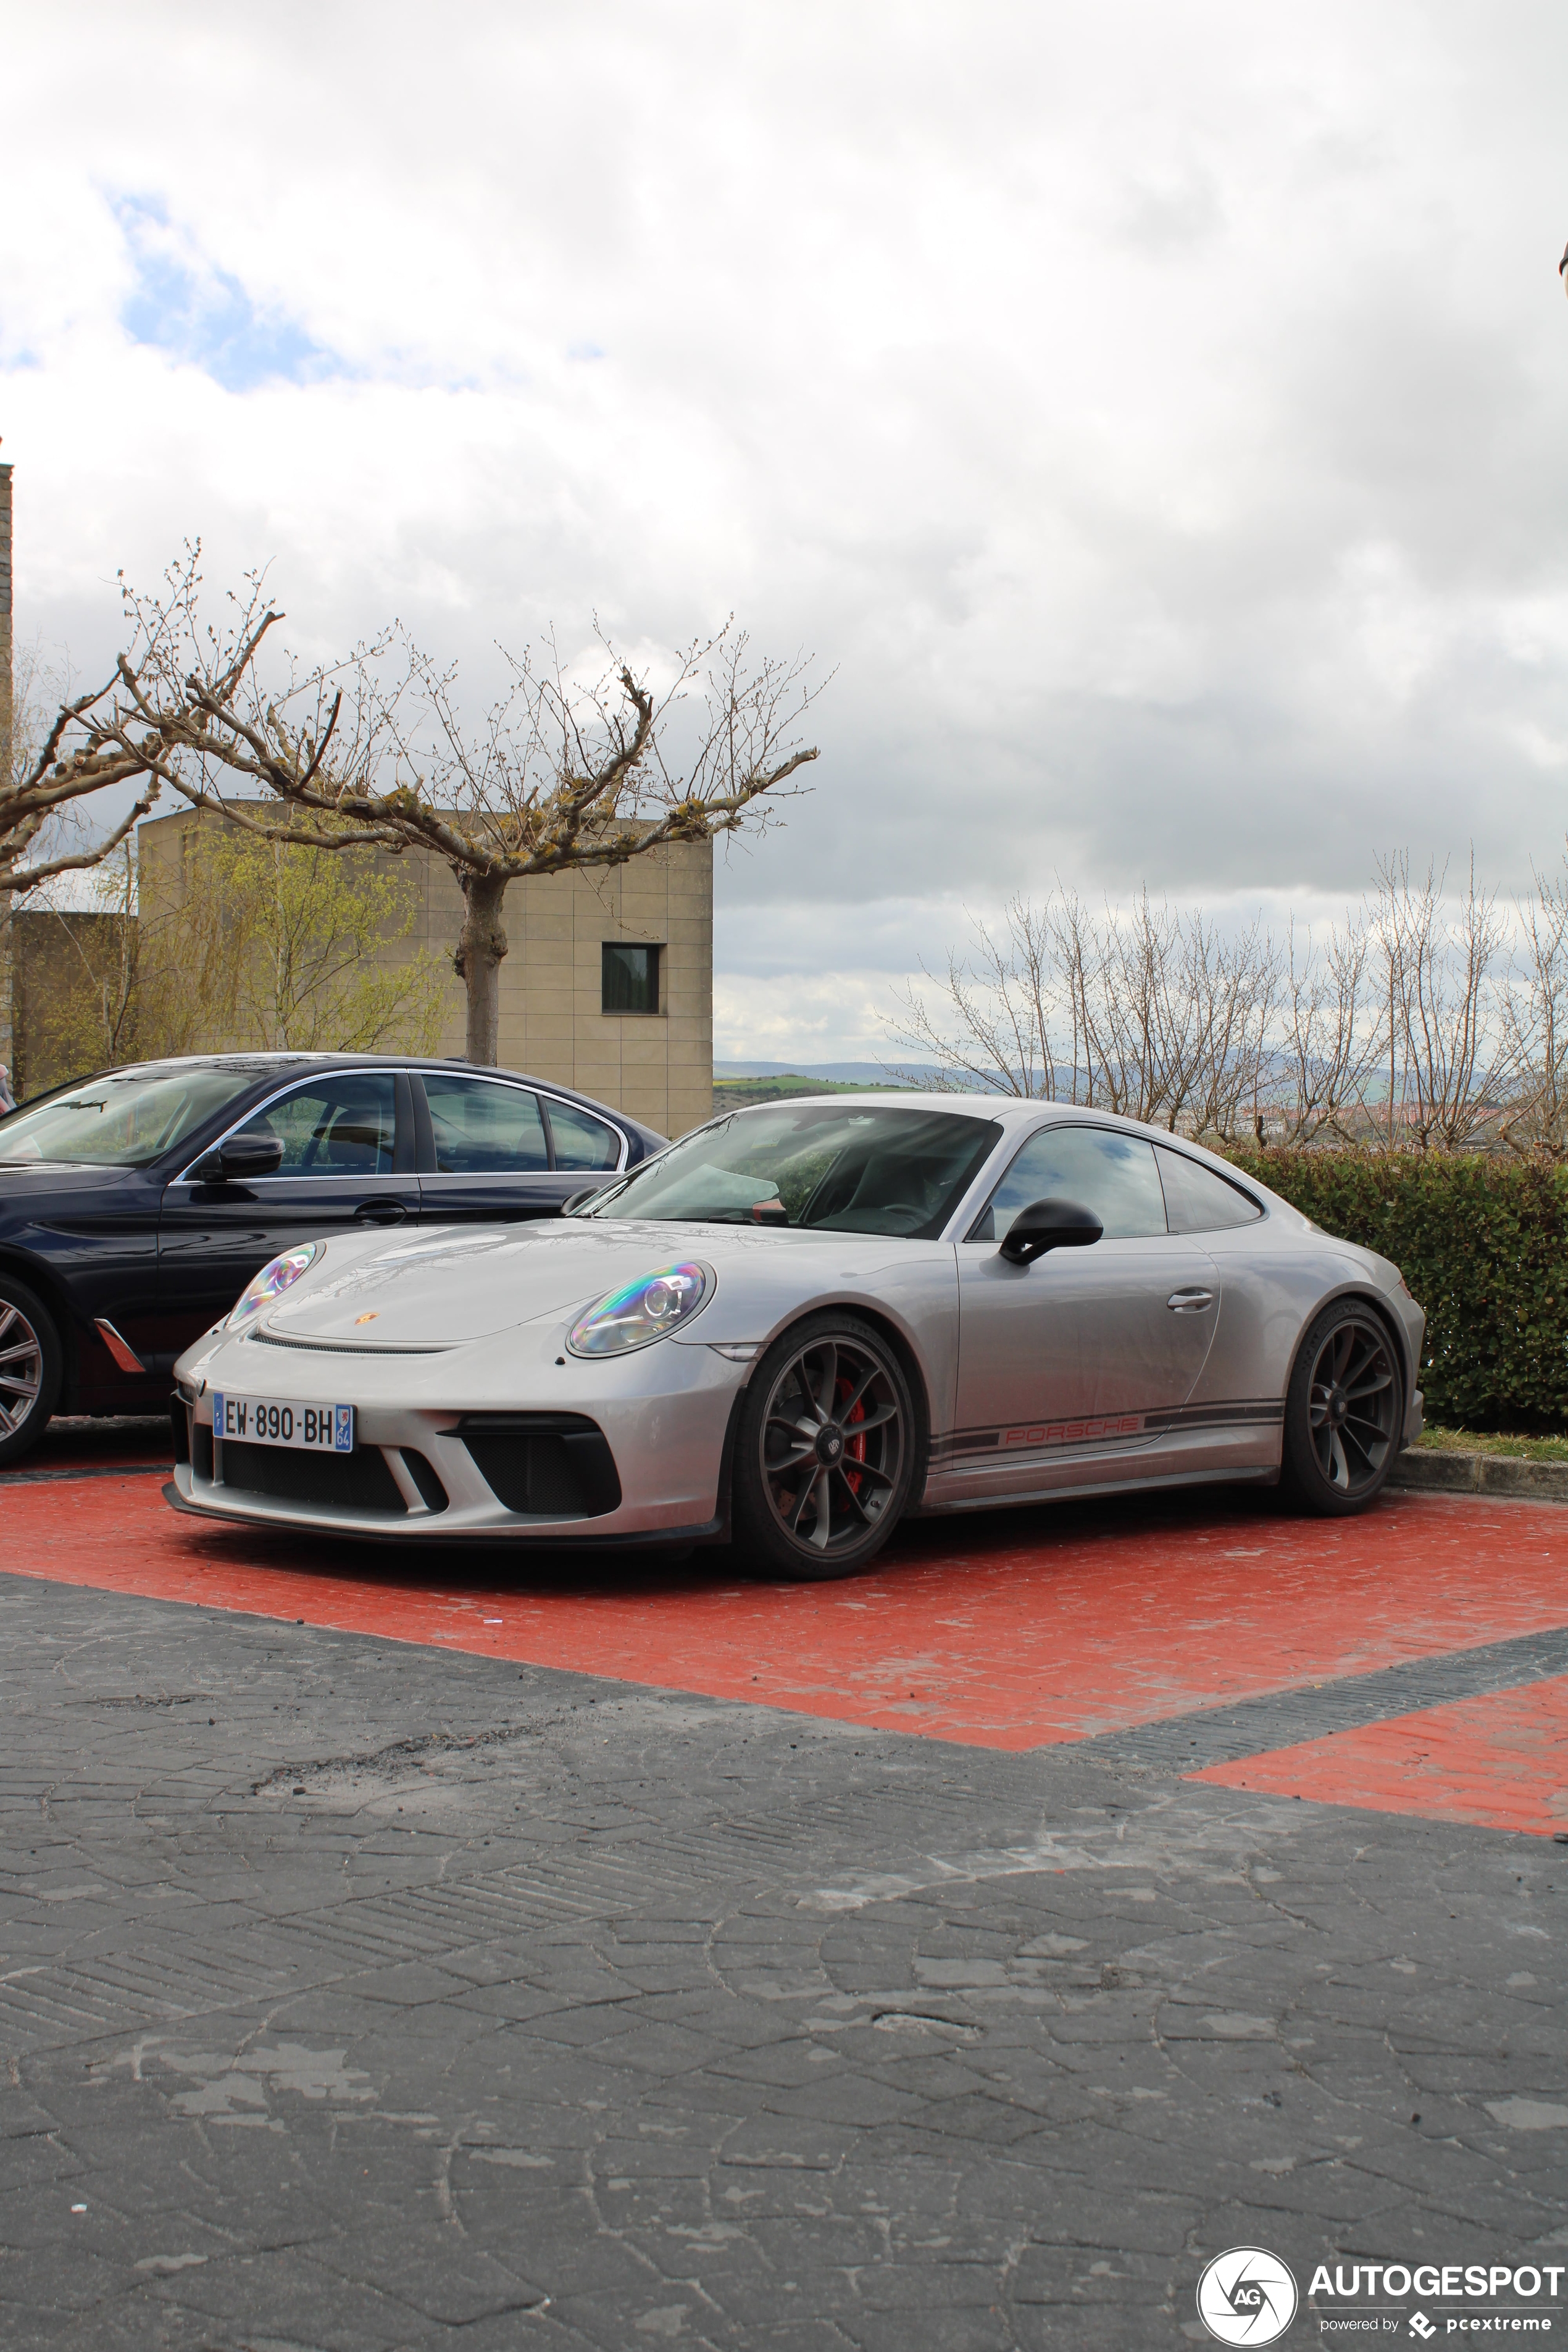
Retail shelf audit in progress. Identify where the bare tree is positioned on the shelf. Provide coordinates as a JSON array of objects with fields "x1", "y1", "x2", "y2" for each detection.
[
  {"x1": 1178, "y1": 909, "x2": 1279, "y2": 1143},
  {"x1": 1073, "y1": 895, "x2": 1277, "y2": 1138},
  {"x1": 888, "y1": 888, "x2": 1278, "y2": 1136},
  {"x1": 1496, "y1": 850, "x2": 1568, "y2": 1156},
  {"x1": 1264, "y1": 914, "x2": 1386, "y2": 1146},
  {"x1": 1, "y1": 637, "x2": 167, "y2": 1080},
  {"x1": 93, "y1": 554, "x2": 823, "y2": 1064},
  {"x1": 1372, "y1": 852, "x2": 1514, "y2": 1151},
  {"x1": 2, "y1": 643, "x2": 167, "y2": 895},
  {"x1": 887, "y1": 898, "x2": 1071, "y2": 1098}
]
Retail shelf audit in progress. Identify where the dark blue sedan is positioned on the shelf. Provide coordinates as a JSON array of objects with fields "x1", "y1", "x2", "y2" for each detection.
[{"x1": 0, "y1": 1054, "x2": 667, "y2": 1464}]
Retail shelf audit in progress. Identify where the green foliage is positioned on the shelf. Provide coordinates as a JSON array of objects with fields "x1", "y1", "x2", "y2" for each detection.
[
  {"x1": 1417, "y1": 1425, "x2": 1568, "y2": 1461},
  {"x1": 25, "y1": 826, "x2": 451, "y2": 1082},
  {"x1": 1227, "y1": 1149, "x2": 1568, "y2": 1432},
  {"x1": 194, "y1": 830, "x2": 448, "y2": 1055}
]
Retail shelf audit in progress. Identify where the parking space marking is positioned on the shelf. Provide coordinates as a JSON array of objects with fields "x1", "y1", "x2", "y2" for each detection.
[
  {"x1": 1190, "y1": 1673, "x2": 1568, "y2": 1837},
  {"x1": 5, "y1": 1477, "x2": 1568, "y2": 1771}
]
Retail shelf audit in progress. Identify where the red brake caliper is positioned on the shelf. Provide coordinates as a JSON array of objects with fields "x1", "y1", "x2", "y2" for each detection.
[{"x1": 838, "y1": 1375, "x2": 867, "y2": 1498}]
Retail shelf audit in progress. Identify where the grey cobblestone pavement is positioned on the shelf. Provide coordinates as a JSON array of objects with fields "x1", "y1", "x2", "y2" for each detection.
[{"x1": 1, "y1": 1567, "x2": 1564, "y2": 2351}]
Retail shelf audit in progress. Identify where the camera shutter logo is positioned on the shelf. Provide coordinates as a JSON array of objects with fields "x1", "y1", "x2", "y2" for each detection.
[{"x1": 1196, "y1": 2248, "x2": 1299, "y2": 2345}]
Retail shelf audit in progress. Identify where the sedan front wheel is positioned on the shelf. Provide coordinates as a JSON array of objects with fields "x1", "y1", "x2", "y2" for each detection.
[
  {"x1": 0, "y1": 1275, "x2": 62, "y2": 1468},
  {"x1": 732, "y1": 1313, "x2": 917, "y2": 1580}
]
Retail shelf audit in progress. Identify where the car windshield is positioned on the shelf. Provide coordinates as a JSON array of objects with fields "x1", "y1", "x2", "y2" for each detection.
[
  {"x1": 0, "y1": 1065, "x2": 262, "y2": 1168},
  {"x1": 580, "y1": 1103, "x2": 1002, "y2": 1239}
]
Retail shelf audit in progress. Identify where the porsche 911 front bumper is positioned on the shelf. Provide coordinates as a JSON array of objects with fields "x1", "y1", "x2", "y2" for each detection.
[{"x1": 169, "y1": 1322, "x2": 749, "y2": 1545}]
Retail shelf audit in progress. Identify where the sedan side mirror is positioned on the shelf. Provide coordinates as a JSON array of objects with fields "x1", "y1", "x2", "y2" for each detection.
[
  {"x1": 998, "y1": 1196, "x2": 1103, "y2": 1265},
  {"x1": 194, "y1": 1135, "x2": 286, "y2": 1183}
]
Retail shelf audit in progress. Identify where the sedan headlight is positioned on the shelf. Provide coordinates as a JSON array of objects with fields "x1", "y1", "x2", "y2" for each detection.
[
  {"x1": 567, "y1": 1262, "x2": 713, "y2": 1357},
  {"x1": 227, "y1": 1242, "x2": 322, "y2": 1326}
]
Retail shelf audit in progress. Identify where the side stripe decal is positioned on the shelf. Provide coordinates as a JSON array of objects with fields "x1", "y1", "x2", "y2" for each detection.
[{"x1": 930, "y1": 1399, "x2": 1284, "y2": 1463}]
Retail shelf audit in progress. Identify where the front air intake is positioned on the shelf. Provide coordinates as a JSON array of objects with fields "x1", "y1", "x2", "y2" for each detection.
[
  {"x1": 457, "y1": 1413, "x2": 622, "y2": 1519},
  {"x1": 217, "y1": 1440, "x2": 407, "y2": 1516}
]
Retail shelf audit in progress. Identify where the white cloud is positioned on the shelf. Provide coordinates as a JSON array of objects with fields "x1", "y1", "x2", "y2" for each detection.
[{"x1": 4, "y1": 0, "x2": 1568, "y2": 1062}]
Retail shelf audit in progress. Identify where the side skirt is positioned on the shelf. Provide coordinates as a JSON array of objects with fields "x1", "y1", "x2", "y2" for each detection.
[{"x1": 924, "y1": 1464, "x2": 1279, "y2": 1514}]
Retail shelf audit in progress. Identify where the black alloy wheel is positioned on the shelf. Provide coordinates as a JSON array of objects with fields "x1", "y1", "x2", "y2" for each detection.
[
  {"x1": 0, "y1": 1276, "x2": 62, "y2": 1468},
  {"x1": 1278, "y1": 1300, "x2": 1403, "y2": 1517},
  {"x1": 732, "y1": 1312, "x2": 917, "y2": 1580}
]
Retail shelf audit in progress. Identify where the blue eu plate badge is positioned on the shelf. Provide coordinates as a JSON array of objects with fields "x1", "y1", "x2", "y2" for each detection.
[{"x1": 211, "y1": 1393, "x2": 355, "y2": 1454}]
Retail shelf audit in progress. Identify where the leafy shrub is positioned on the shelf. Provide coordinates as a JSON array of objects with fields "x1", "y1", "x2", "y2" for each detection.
[{"x1": 1225, "y1": 1151, "x2": 1568, "y2": 1433}]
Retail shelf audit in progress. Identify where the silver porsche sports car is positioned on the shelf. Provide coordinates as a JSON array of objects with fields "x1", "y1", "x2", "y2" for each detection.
[{"x1": 169, "y1": 1095, "x2": 1425, "y2": 1578}]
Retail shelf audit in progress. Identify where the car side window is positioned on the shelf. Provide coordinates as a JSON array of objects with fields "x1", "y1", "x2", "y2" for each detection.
[
  {"x1": 231, "y1": 1074, "x2": 398, "y2": 1177},
  {"x1": 1155, "y1": 1146, "x2": 1262, "y2": 1233},
  {"x1": 547, "y1": 1098, "x2": 623, "y2": 1172},
  {"x1": 970, "y1": 1125, "x2": 1168, "y2": 1242},
  {"x1": 423, "y1": 1074, "x2": 549, "y2": 1174}
]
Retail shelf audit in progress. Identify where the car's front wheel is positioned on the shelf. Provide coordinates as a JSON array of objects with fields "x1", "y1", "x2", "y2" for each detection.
[
  {"x1": 0, "y1": 1275, "x2": 62, "y2": 1468},
  {"x1": 1278, "y1": 1299, "x2": 1404, "y2": 1516},
  {"x1": 732, "y1": 1313, "x2": 917, "y2": 1580}
]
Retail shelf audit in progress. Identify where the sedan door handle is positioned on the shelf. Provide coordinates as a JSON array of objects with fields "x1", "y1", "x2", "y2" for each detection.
[
  {"x1": 1167, "y1": 1288, "x2": 1214, "y2": 1312},
  {"x1": 354, "y1": 1201, "x2": 408, "y2": 1226}
]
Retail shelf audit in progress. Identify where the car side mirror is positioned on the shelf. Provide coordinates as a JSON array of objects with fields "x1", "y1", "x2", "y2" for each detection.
[
  {"x1": 998, "y1": 1196, "x2": 1103, "y2": 1265},
  {"x1": 194, "y1": 1135, "x2": 286, "y2": 1183}
]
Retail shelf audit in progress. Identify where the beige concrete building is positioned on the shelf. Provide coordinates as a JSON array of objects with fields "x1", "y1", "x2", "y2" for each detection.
[{"x1": 135, "y1": 809, "x2": 713, "y2": 1139}]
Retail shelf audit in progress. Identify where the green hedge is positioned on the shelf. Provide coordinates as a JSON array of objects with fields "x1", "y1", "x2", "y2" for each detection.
[{"x1": 1224, "y1": 1150, "x2": 1568, "y2": 1433}]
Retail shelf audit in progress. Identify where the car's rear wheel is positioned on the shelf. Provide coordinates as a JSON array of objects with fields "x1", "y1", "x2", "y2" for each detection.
[
  {"x1": 1278, "y1": 1299, "x2": 1403, "y2": 1517},
  {"x1": 0, "y1": 1276, "x2": 62, "y2": 1468},
  {"x1": 732, "y1": 1313, "x2": 917, "y2": 1580}
]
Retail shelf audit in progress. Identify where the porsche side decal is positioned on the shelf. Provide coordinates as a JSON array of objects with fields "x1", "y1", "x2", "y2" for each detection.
[{"x1": 932, "y1": 1398, "x2": 1285, "y2": 1464}]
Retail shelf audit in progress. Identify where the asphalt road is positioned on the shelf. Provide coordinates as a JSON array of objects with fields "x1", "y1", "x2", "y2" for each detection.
[{"x1": 2, "y1": 1426, "x2": 1565, "y2": 2351}]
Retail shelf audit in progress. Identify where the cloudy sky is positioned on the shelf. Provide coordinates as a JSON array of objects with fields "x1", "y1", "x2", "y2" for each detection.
[{"x1": 4, "y1": 2, "x2": 1567, "y2": 1064}]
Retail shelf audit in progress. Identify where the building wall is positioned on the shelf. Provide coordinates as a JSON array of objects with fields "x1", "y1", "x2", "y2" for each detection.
[
  {"x1": 1, "y1": 461, "x2": 15, "y2": 1080},
  {"x1": 136, "y1": 811, "x2": 714, "y2": 1138}
]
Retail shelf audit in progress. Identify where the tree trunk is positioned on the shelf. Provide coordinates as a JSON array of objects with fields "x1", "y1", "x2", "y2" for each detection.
[
  {"x1": 0, "y1": 884, "x2": 13, "y2": 1089},
  {"x1": 454, "y1": 867, "x2": 509, "y2": 1065}
]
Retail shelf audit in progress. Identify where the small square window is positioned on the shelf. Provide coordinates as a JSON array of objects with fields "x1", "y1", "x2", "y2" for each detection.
[{"x1": 602, "y1": 943, "x2": 661, "y2": 1015}]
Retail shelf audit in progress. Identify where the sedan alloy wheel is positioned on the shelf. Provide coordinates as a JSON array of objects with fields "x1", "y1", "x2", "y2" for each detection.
[{"x1": 0, "y1": 1280, "x2": 61, "y2": 1466}]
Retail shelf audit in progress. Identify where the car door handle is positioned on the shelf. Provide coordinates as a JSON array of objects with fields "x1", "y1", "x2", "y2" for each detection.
[
  {"x1": 1167, "y1": 1288, "x2": 1214, "y2": 1312},
  {"x1": 354, "y1": 1201, "x2": 408, "y2": 1226}
]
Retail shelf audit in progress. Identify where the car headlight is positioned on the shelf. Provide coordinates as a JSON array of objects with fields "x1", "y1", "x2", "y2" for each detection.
[
  {"x1": 227, "y1": 1242, "x2": 322, "y2": 1326},
  {"x1": 567, "y1": 1262, "x2": 714, "y2": 1357}
]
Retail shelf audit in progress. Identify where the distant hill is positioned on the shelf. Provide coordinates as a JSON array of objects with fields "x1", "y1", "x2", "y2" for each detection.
[
  {"x1": 712, "y1": 1072, "x2": 909, "y2": 1108},
  {"x1": 714, "y1": 1060, "x2": 955, "y2": 1084},
  {"x1": 711, "y1": 1062, "x2": 999, "y2": 1110}
]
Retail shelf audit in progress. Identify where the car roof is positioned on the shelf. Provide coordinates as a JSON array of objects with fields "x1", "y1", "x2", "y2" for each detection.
[
  {"x1": 719, "y1": 1092, "x2": 1257, "y2": 1167},
  {"x1": 721, "y1": 1090, "x2": 1144, "y2": 1130},
  {"x1": 37, "y1": 1054, "x2": 656, "y2": 1137}
]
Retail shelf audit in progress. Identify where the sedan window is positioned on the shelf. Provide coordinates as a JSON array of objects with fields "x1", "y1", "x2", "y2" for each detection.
[
  {"x1": 424, "y1": 1074, "x2": 549, "y2": 1174},
  {"x1": 582, "y1": 1104, "x2": 1001, "y2": 1238},
  {"x1": 972, "y1": 1125, "x2": 1168, "y2": 1242},
  {"x1": 0, "y1": 1064, "x2": 262, "y2": 1167},
  {"x1": 1156, "y1": 1146, "x2": 1262, "y2": 1232},
  {"x1": 548, "y1": 1098, "x2": 623, "y2": 1172},
  {"x1": 231, "y1": 1075, "x2": 398, "y2": 1176}
]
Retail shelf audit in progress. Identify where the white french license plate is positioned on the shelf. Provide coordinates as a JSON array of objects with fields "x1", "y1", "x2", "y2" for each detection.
[{"x1": 213, "y1": 1393, "x2": 354, "y2": 1453}]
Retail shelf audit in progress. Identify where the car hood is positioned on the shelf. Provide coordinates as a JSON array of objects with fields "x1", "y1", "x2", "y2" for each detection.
[
  {"x1": 260, "y1": 1218, "x2": 848, "y2": 1348},
  {"x1": 0, "y1": 1160, "x2": 144, "y2": 1192}
]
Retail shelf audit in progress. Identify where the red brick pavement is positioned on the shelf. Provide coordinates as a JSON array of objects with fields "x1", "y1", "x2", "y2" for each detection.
[
  {"x1": 4, "y1": 1474, "x2": 1566, "y2": 1796},
  {"x1": 1191, "y1": 1672, "x2": 1568, "y2": 1838}
]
